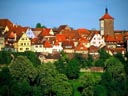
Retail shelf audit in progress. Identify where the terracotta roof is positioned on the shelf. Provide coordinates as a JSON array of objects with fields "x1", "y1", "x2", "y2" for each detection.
[
  {"x1": 77, "y1": 28, "x2": 90, "y2": 37},
  {"x1": 115, "y1": 34, "x2": 124, "y2": 43},
  {"x1": 44, "y1": 40, "x2": 52, "y2": 48},
  {"x1": 105, "y1": 35, "x2": 116, "y2": 42},
  {"x1": 57, "y1": 25, "x2": 70, "y2": 32},
  {"x1": 100, "y1": 8, "x2": 114, "y2": 20},
  {"x1": 75, "y1": 43, "x2": 88, "y2": 51},
  {"x1": 31, "y1": 37, "x2": 39, "y2": 44},
  {"x1": 8, "y1": 31, "x2": 15, "y2": 39},
  {"x1": 100, "y1": 13, "x2": 114, "y2": 20},
  {"x1": 0, "y1": 19, "x2": 13, "y2": 27},
  {"x1": 41, "y1": 28, "x2": 51, "y2": 36},
  {"x1": 56, "y1": 34, "x2": 66, "y2": 42},
  {"x1": 107, "y1": 48, "x2": 126, "y2": 55},
  {"x1": 79, "y1": 37, "x2": 89, "y2": 43},
  {"x1": 54, "y1": 41, "x2": 59, "y2": 46}
]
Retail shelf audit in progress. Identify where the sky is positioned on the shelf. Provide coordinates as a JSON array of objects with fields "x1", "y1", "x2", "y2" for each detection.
[{"x1": 0, "y1": 0, "x2": 128, "y2": 30}]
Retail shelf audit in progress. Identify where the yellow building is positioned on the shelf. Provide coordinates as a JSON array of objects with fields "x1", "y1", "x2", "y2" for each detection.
[{"x1": 16, "y1": 32, "x2": 31, "y2": 52}]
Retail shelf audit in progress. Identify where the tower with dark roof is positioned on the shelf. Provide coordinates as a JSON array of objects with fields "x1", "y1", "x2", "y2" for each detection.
[{"x1": 99, "y1": 8, "x2": 114, "y2": 36}]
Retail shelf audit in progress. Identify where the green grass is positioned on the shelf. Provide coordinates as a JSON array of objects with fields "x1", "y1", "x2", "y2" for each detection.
[{"x1": 69, "y1": 72, "x2": 103, "y2": 96}]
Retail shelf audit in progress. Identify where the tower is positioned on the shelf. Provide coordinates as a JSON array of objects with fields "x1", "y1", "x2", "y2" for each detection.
[{"x1": 100, "y1": 8, "x2": 114, "y2": 36}]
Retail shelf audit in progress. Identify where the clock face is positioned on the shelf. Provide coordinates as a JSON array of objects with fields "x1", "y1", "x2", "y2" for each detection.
[{"x1": 100, "y1": 20, "x2": 104, "y2": 27}]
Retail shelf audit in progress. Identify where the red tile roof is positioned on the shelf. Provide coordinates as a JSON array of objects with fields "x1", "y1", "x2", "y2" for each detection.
[
  {"x1": 0, "y1": 19, "x2": 13, "y2": 27},
  {"x1": 79, "y1": 37, "x2": 89, "y2": 43},
  {"x1": 31, "y1": 37, "x2": 39, "y2": 44},
  {"x1": 41, "y1": 28, "x2": 51, "y2": 36},
  {"x1": 105, "y1": 35, "x2": 116, "y2": 42},
  {"x1": 115, "y1": 34, "x2": 124, "y2": 43},
  {"x1": 44, "y1": 40, "x2": 52, "y2": 48},
  {"x1": 77, "y1": 28, "x2": 90, "y2": 37},
  {"x1": 75, "y1": 43, "x2": 88, "y2": 51},
  {"x1": 8, "y1": 31, "x2": 15, "y2": 39},
  {"x1": 56, "y1": 34, "x2": 66, "y2": 42},
  {"x1": 54, "y1": 41, "x2": 59, "y2": 46},
  {"x1": 100, "y1": 13, "x2": 114, "y2": 20}
]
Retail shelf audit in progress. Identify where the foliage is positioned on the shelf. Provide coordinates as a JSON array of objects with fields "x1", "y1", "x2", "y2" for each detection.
[
  {"x1": 37, "y1": 62, "x2": 73, "y2": 96},
  {"x1": 99, "y1": 57, "x2": 127, "y2": 96},
  {"x1": 79, "y1": 73, "x2": 96, "y2": 96},
  {"x1": 87, "y1": 54, "x2": 94, "y2": 67},
  {"x1": 0, "y1": 51, "x2": 12, "y2": 64},
  {"x1": 93, "y1": 59, "x2": 104, "y2": 67},
  {"x1": 13, "y1": 51, "x2": 41, "y2": 67},
  {"x1": 36, "y1": 23, "x2": 46, "y2": 28},
  {"x1": 98, "y1": 48, "x2": 110, "y2": 61},
  {"x1": 66, "y1": 58, "x2": 80, "y2": 79}
]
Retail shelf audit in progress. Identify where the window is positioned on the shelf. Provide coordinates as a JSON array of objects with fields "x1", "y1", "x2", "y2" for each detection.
[
  {"x1": 26, "y1": 48, "x2": 29, "y2": 51},
  {"x1": 21, "y1": 43, "x2": 23, "y2": 45},
  {"x1": 93, "y1": 42, "x2": 96, "y2": 44},
  {"x1": 24, "y1": 43, "x2": 26, "y2": 45},
  {"x1": 20, "y1": 48, "x2": 23, "y2": 50},
  {"x1": 35, "y1": 45, "x2": 38, "y2": 48},
  {"x1": 21, "y1": 38, "x2": 24, "y2": 40}
]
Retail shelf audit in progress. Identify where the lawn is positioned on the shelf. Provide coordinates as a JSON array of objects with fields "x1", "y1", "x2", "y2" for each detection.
[{"x1": 69, "y1": 72, "x2": 103, "y2": 96}]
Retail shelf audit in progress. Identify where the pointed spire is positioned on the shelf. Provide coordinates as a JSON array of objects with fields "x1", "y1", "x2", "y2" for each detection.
[{"x1": 105, "y1": 7, "x2": 108, "y2": 14}]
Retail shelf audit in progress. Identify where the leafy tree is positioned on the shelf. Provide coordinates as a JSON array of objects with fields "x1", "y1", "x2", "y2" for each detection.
[
  {"x1": 74, "y1": 53, "x2": 88, "y2": 68},
  {"x1": 79, "y1": 73, "x2": 95, "y2": 96},
  {"x1": 37, "y1": 62, "x2": 73, "y2": 96},
  {"x1": 94, "y1": 59, "x2": 104, "y2": 67},
  {"x1": 0, "y1": 51, "x2": 12, "y2": 64},
  {"x1": 100, "y1": 57, "x2": 127, "y2": 96},
  {"x1": 66, "y1": 58, "x2": 80, "y2": 79},
  {"x1": 114, "y1": 53, "x2": 125, "y2": 64},
  {"x1": 0, "y1": 67, "x2": 15, "y2": 96},
  {"x1": 87, "y1": 54, "x2": 94, "y2": 67},
  {"x1": 98, "y1": 48, "x2": 110, "y2": 61},
  {"x1": 24, "y1": 51, "x2": 41, "y2": 67},
  {"x1": 36, "y1": 23, "x2": 46, "y2": 28},
  {"x1": 94, "y1": 85, "x2": 107, "y2": 96},
  {"x1": 9, "y1": 56, "x2": 37, "y2": 82}
]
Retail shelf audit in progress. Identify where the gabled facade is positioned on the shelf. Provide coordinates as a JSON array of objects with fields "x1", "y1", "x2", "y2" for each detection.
[
  {"x1": 17, "y1": 32, "x2": 31, "y2": 52},
  {"x1": 90, "y1": 31, "x2": 105, "y2": 48},
  {"x1": 75, "y1": 43, "x2": 88, "y2": 54},
  {"x1": 26, "y1": 28, "x2": 35, "y2": 39},
  {"x1": 79, "y1": 37, "x2": 90, "y2": 48},
  {"x1": 43, "y1": 40, "x2": 53, "y2": 54}
]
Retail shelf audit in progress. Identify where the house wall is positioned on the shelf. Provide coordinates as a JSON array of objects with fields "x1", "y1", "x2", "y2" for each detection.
[
  {"x1": 17, "y1": 33, "x2": 31, "y2": 52},
  {"x1": 0, "y1": 37, "x2": 5, "y2": 51},
  {"x1": 90, "y1": 34, "x2": 105, "y2": 47}
]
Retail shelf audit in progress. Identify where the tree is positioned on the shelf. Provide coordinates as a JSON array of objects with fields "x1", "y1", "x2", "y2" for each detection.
[
  {"x1": 87, "y1": 54, "x2": 94, "y2": 67},
  {"x1": 94, "y1": 85, "x2": 107, "y2": 96},
  {"x1": 9, "y1": 56, "x2": 37, "y2": 82},
  {"x1": 98, "y1": 48, "x2": 110, "y2": 61},
  {"x1": 79, "y1": 73, "x2": 95, "y2": 96},
  {"x1": 94, "y1": 59, "x2": 104, "y2": 67},
  {"x1": 100, "y1": 57, "x2": 127, "y2": 96},
  {"x1": 36, "y1": 23, "x2": 46, "y2": 28},
  {"x1": 66, "y1": 58, "x2": 80, "y2": 79},
  {"x1": 37, "y1": 62, "x2": 73, "y2": 96},
  {"x1": 0, "y1": 67, "x2": 14, "y2": 96},
  {"x1": 0, "y1": 51, "x2": 12, "y2": 64}
]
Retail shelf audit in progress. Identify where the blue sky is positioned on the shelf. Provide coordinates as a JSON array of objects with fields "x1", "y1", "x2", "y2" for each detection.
[{"x1": 0, "y1": 0, "x2": 128, "y2": 30}]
